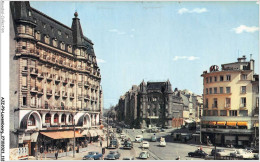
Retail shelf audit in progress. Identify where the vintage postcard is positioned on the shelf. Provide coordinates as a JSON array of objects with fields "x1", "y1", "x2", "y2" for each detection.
[{"x1": 0, "y1": 0, "x2": 259, "y2": 161}]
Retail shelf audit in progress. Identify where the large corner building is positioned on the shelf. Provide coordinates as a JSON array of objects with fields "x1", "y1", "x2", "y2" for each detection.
[
  {"x1": 10, "y1": 1, "x2": 103, "y2": 156},
  {"x1": 201, "y1": 55, "x2": 259, "y2": 147}
]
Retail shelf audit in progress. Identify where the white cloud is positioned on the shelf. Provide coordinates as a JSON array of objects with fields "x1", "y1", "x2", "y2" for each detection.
[
  {"x1": 97, "y1": 58, "x2": 106, "y2": 63},
  {"x1": 257, "y1": 1, "x2": 259, "y2": 5},
  {"x1": 131, "y1": 28, "x2": 135, "y2": 31},
  {"x1": 108, "y1": 28, "x2": 126, "y2": 35},
  {"x1": 232, "y1": 25, "x2": 259, "y2": 34},
  {"x1": 173, "y1": 56, "x2": 200, "y2": 61},
  {"x1": 130, "y1": 34, "x2": 134, "y2": 38},
  {"x1": 178, "y1": 8, "x2": 208, "y2": 14}
]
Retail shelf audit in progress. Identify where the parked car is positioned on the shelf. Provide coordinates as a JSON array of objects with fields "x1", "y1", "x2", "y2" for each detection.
[
  {"x1": 230, "y1": 149, "x2": 256, "y2": 159},
  {"x1": 188, "y1": 150, "x2": 208, "y2": 158},
  {"x1": 104, "y1": 154, "x2": 116, "y2": 160},
  {"x1": 135, "y1": 135, "x2": 143, "y2": 142},
  {"x1": 123, "y1": 140, "x2": 133, "y2": 150},
  {"x1": 211, "y1": 148, "x2": 225, "y2": 156},
  {"x1": 83, "y1": 152, "x2": 99, "y2": 160},
  {"x1": 151, "y1": 135, "x2": 157, "y2": 142},
  {"x1": 109, "y1": 150, "x2": 121, "y2": 159},
  {"x1": 139, "y1": 151, "x2": 150, "y2": 159},
  {"x1": 93, "y1": 154, "x2": 103, "y2": 160},
  {"x1": 159, "y1": 137, "x2": 166, "y2": 147},
  {"x1": 122, "y1": 157, "x2": 134, "y2": 160},
  {"x1": 141, "y1": 141, "x2": 150, "y2": 149},
  {"x1": 116, "y1": 128, "x2": 122, "y2": 133},
  {"x1": 108, "y1": 139, "x2": 119, "y2": 149}
]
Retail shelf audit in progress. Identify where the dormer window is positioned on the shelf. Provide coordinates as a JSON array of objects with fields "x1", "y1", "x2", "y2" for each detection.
[
  {"x1": 68, "y1": 45, "x2": 72, "y2": 53},
  {"x1": 28, "y1": 10, "x2": 31, "y2": 17},
  {"x1": 43, "y1": 23, "x2": 46, "y2": 28},
  {"x1": 65, "y1": 33, "x2": 69, "y2": 38},
  {"x1": 58, "y1": 30, "x2": 61, "y2": 35},
  {"x1": 60, "y1": 42, "x2": 65, "y2": 50},
  {"x1": 53, "y1": 38, "x2": 57, "y2": 47},
  {"x1": 51, "y1": 26, "x2": 54, "y2": 32},
  {"x1": 36, "y1": 31, "x2": 41, "y2": 40},
  {"x1": 44, "y1": 35, "x2": 50, "y2": 44}
]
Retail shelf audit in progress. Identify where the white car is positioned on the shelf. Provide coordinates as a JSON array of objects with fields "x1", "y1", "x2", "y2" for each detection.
[
  {"x1": 120, "y1": 133, "x2": 126, "y2": 139},
  {"x1": 142, "y1": 141, "x2": 149, "y2": 149},
  {"x1": 139, "y1": 151, "x2": 150, "y2": 159},
  {"x1": 159, "y1": 137, "x2": 166, "y2": 147},
  {"x1": 135, "y1": 135, "x2": 143, "y2": 142}
]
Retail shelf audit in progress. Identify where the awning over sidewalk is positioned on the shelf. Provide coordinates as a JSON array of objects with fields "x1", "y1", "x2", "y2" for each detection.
[
  {"x1": 237, "y1": 122, "x2": 247, "y2": 126},
  {"x1": 40, "y1": 131, "x2": 83, "y2": 139},
  {"x1": 209, "y1": 121, "x2": 216, "y2": 125},
  {"x1": 96, "y1": 130, "x2": 104, "y2": 136},
  {"x1": 226, "y1": 122, "x2": 237, "y2": 126},
  {"x1": 216, "y1": 121, "x2": 226, "y2": 126},
  {"x1": 81, "y1": 130, "x2": 97, "y2": 137}
]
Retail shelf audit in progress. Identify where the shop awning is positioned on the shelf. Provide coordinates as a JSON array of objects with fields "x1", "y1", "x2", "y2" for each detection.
[
  {"x1": 81, "y1": 130, "x2": 98, "y2": 137},
  {"x1": 209, "y1": 121, "x2": 216, "y2": 125},
  {"x1": 226, "y1": 122, "x2": 237, "y2": 126},
  {"x1": 237, "y1": 122, "x2": 247, "y2": 126},
  {"x1": 40, "y1": 131, "x2": 83, "y2": 139},
  {"x1": 201, "y1": 121, "x2": 209, "y2": 124},
  {"x1": 96, "y1": 130, "x2": 104, "y2": 136},
  {"x1": 216, "y1": 121, "x2": 226, "y2": 126}
]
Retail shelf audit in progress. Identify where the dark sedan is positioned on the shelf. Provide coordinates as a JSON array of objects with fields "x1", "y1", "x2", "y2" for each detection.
[
  {"x1": 104, "y1": 154, "x2": 116, "y2": 160},
  {"x1": 188, "y1": 150, "x2": 208, "y2": 158},
  {"x1": 109, "y1": 150, "x2": 121, "y2": 159},
  {"x1": 83, "y1": 152, "x2": 100, "y2": 160}
]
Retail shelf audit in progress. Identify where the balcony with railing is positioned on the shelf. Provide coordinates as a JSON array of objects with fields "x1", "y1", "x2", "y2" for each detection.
[
  {"x1": 46, "y1": 90, "x2": 52, "y2": 96},
  {"x1": 240, "y1": 103, "x2": 247, "y2": 110},
  {"x1": 70, "y1": 79, "x2": 75, "y2": 86},
  {"x1": 46, "y1": 74, "x2": 53, "y2": 81},
  {"x1": 37, "y1": 72, "x2": 44, "y2": 80},
  {"x1": 224, "y1": 104, "x2": 231, "y2": 109},
  {"x1": 62, "y1": 78, "x2": 68, "y2": 85},
  {"x1": 55, "y1": 91, "x2": 60, "y2": 97},
  {"x1": 30, "y1": 86, "x2": 38, "y2": 93},
  {"x1": 55, "y1": 76, "x2": 61, "y2": 83},
  {"x1": 30, "y1": 68, "x2": 38, "y2": 76},
  {"x1": 22, "y1": 66, "x2": 28, "y2": 72},
  {"x1": 69, "y1": 93, "x2": 75, "y2": 99},
  {"x1": 84, "y1": 94, "x2": 90, "y2": 100},
  {"x1": 37, "y1": 87, "x2": 43, "y2": 95},
  {"x1": 212, "y1": 104, "x2": 218, "y2": 109},
  {"x1": 84, "y1": 81, "x2": 89, "y2": 87},
  {"x1": 62, "y1": 92, "x2": 67, "y2": 98}
]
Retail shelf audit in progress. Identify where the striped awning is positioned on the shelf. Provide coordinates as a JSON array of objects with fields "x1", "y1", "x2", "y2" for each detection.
[
  {"x1": 40, "y1": 131, "x2": 83, "y2": 139},
  {"x1": 226, "y1": 122, "x2": 237, "y2": 126},
  {"x1": 237, "y1": 122, "x2": 247, "y2": 126},
  {"x1": 216, "y1": 121, "x2": 226, "y2": 126},
  {"x1": 209, "y1": 121, "x2": 216, "y2": 125}
]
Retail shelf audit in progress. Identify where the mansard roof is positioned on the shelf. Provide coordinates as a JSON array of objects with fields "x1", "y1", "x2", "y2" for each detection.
[{"x1": 11, "y1": 1, "x2": 96, "y2": 56}]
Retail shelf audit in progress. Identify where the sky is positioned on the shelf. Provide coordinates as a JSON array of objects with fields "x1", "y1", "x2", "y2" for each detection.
[{"x1": 30, "y1": 1, "x2": 259, "y2": 109}]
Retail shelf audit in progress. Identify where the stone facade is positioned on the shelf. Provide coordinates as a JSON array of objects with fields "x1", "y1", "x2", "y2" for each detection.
[
  {"x1": 10, "y1": 1, "x2": 103, "y2": 155},
  {"x1": 201, "y1": 55, "x2": 259, "y2": 147}
]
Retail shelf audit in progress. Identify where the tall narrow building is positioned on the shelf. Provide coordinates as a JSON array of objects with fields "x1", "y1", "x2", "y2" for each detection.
[{"x1": 10, "y1": 1, "x2": 103, "y2": 156}]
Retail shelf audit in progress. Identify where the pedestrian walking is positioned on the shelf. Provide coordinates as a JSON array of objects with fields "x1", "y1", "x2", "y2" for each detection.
[
  {"x1": 133, "y1": 128, "x2": 135, "y2": 132},
  {"x1": 100, "y1": 140, "x2": 103, "y2": 147},
  {"x1": 55, "y1": 151, "x2": 58, "y2": 160}
]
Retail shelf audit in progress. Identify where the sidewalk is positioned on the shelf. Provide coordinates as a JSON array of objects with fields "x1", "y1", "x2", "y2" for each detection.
[{"x1": 28, "y1": 141, "x2": 107, "y2": 160}]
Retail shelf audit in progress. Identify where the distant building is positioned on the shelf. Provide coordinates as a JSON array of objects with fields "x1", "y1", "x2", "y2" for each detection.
[
  {"x1": 10, "y1": 2, "x2": 103, "y2": 156},
  {"x1": 201, "y1": 55, "x2": 259, "y2": 147},
  {"x1": 115, "y1": 80, "x2": 202, "y2": 128}
]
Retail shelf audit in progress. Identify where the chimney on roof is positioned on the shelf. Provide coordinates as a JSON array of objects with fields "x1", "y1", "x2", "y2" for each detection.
[{"x1": 237, "y1": 55, "x2": 246, "y2": 62}]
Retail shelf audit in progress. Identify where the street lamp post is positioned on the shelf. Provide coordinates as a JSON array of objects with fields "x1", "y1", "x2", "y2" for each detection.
[{"x1": 73, "y1": 119, "x2": 75, "y2": 158}]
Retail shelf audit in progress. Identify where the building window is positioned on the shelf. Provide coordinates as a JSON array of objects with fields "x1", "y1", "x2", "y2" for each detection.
[
  {"x1": 213, "y1": 98, "x2": 218, "y2": 108},
  {"x1": 239, "y1": 110, "x2": 248, "y2": 116},
  {"x1": 54, "y1": 114, "x2": 59, "y2": 123},
  {"x1": 213, "y1": 110, "x2": 218, "y2": 116},
  {"x1": 65, "y1": 33, "x2": 69, "y2": 38},
  {"x1": 240, "y1": 97, "x2": 246, "y2": 107},
  {"x1": 210, "y1": 77, "x2": 212, "y2": 83},
  {"x1": 241, "y1": 86, "x2": 246, "y2": 94},
  {"x1": 45, "y1": 101, "x2": 48, "y2": 109},
  {"x1": 214, "y1": 87, "x2": 217, "y2": 94},
  {"x1": 225, "y1": 98, "x2": 231, "y2": 108},
  {"x1": 241, "y1": 74, "x2": 247, "y2": 80},
  {"x1": 213, "y1": 76, "x2": 217, "y2": 82},
  {"x1": 22, "y1": 75, "x2": 27, "y2": 89},
  {"x1": 50, "y1": 26, "x2": 54, "y2": 32},
  {"x1": 53, "y1": 39, "x2": 57, "y2": 47},
  {"x1": 43, "y1": 23, "x2": 46, "y2": 28},
  {"x1": 44, "y1": 35, "x2": 50, "y2": 44},
  {"x1": 220, "y1": 75, "x2": 224, "y2": 81},
  {"x1": 60, "y1": 42, "x2": 65, "y2": 50},
  {"x1": 209, "y1": 88, "x2": 212, "y2": 94},
  {"x1": 58, "y1": 30, "x2": 61, "y2": 35},
  {"x1": 205, "y1": 98, "x2": 208, "y2": 108},
  {"x1": 22, "y1": 41, "x2": 26, "y2": 49},
  {"x1": 36, "y1": 31, "x2": 41, "y2": 40},
  {"x1": 220, "y1": 87, "x2": 223, "y2": 94},
  {"x1": 257, "y1": 97, "x2": 259, "y2": 108},
  {"x1": 229, "y1": 110, "x2": 237, "y2": 116},
  {"x1": 206, "y1": 88, "x2": 208, "y2": 94},
  {"x1": 61, "y1": 114, "x2": 66, "y2": 123},
  {"x1": 30, "y1": 95, "x2": 35, "y2": 107},
  {"x1": 22, "y1": 95, "x2": 27, "y2": 106},
  {"x1": 45, "y1": 113, "x2": 51, "y2": 123},
  {"x1": 28, "y1": 115, "x2": 35, "y2": 126},
  {"x1": 69, "y1": 114, "x2": 73, "y2": 123},
  {"x1": 226, "y1": 87, "x2": 231, "y2": 94},
  {"x1": 206, "y1": 77, "x2": 208, "y2": 83},
  {"x1": 226, "y1": 75, "x2": 231, "y2": 81},
  {"x1": 220, "y1": 110, "x2": 227, "y2": 116}
]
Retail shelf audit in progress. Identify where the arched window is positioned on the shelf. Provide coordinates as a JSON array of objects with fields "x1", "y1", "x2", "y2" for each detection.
[
  {"x1": 61, "y1": 114, "x2": 66, "y2": 123},
  {"x1": 54, "y1": 114, "x2": 59, "y2": 123},
  {"x1": 84, "y1": 117, "x2": 87, "y2": 125},
  {"x1": 69, "y1": 114, "x2": 73, "y2": 123},
  {"x1": 28, "y1": 115, "x2": 35, "y2": 126},
  {"x1": 45, "y1": 113, "x2": 51, "y2": 123}
]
